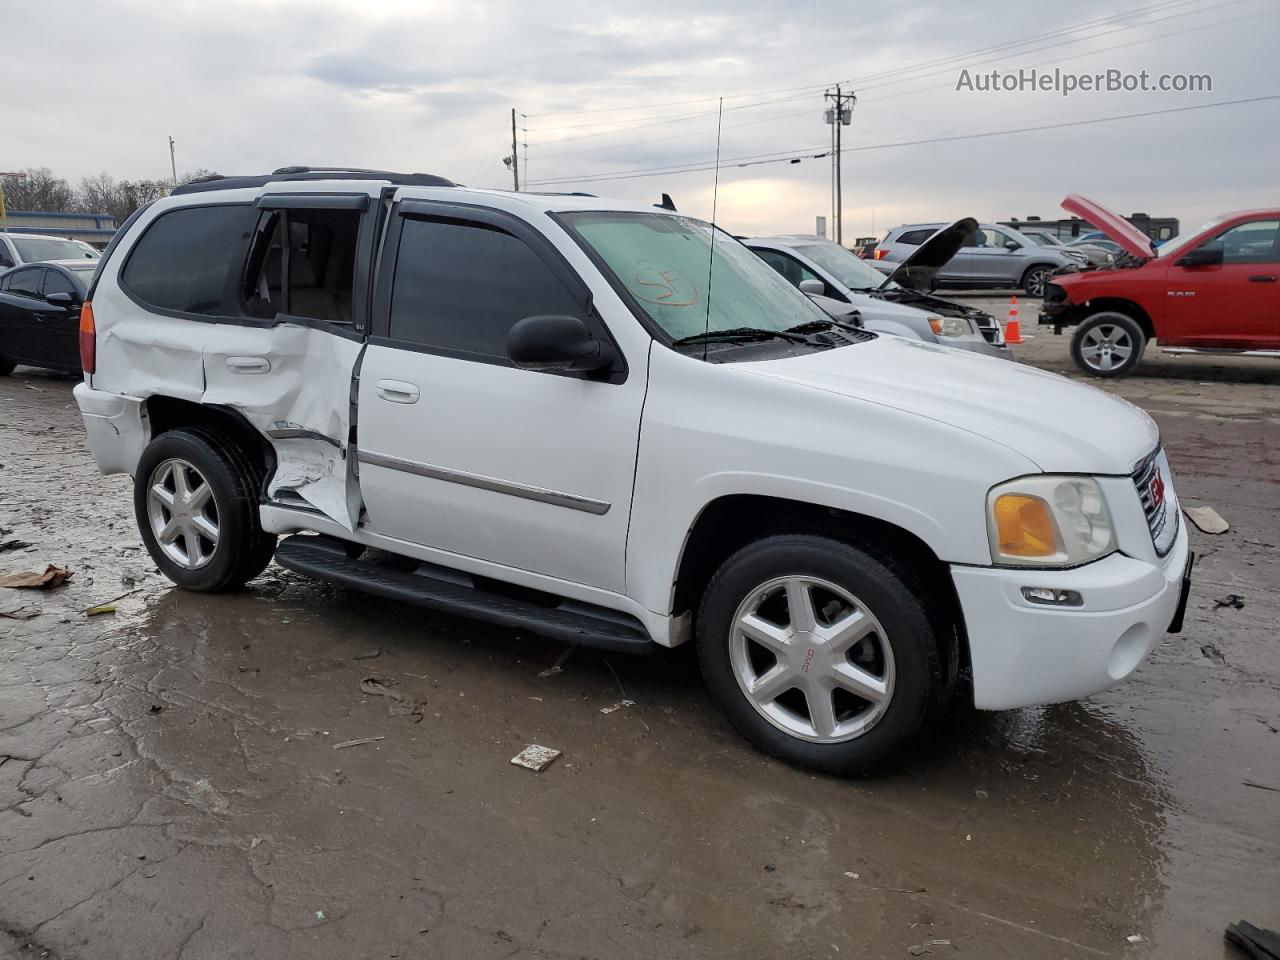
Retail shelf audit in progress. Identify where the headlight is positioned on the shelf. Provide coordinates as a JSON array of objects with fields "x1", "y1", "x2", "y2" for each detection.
[
  {"x1": 987, "y1": 475, "x2": 1117, "y2": 567},
  {"x1": 927, "y1": 315, "x2": 972, "y2": 337}
]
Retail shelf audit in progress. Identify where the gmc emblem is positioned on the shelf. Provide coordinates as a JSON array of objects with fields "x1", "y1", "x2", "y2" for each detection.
[{"x1": 1150, "y1": 468, "x2": 1166, "y2": 511}]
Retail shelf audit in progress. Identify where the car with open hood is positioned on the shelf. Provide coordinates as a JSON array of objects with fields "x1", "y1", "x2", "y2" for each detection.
[
  {"x1": 1019, "y1": 227, "x2": 1112, "y2": 267},
  {"x1": 745, "y1": 228, "x2": 1009, "y2": 358},
  {"x1": 871, "y1": 220, "x2": 1081, "y2": 297},
  {"x1": 72, "y1": 167, "x2": 1190, "y2": 776},
  {"x1": 1041, "y1": 194, "x2": 1280, "y2": 377}
]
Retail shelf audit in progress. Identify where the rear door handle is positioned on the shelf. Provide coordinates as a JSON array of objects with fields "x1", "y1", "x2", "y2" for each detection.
[
  {"x1": 1248, "y1": 275, "x2": 1277, "y2": 283},
  {"x1": 375, "y1": 379, "x2": 420, "y2": 404},
  {"x1": 226, "y1": 356, "x2": 272, "y2": 374}
]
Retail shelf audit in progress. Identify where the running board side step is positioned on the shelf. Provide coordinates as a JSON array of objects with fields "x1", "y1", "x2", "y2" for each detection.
[{"x1": 273, "y1": 535, "x2": 657, "y2": 654}]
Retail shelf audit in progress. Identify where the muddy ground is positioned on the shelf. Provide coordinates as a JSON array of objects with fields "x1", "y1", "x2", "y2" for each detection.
[{"x1": 1, "y1": 305, "x2": 1277, "y2": 959}]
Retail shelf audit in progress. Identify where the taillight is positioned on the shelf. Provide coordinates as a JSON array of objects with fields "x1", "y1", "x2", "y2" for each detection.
[
  {"x1": 874, "y1": 248, "x2": 887, "y2": 260},
  {"x1": 79, "y1": 301, "x2": 96, "y2": 374}
]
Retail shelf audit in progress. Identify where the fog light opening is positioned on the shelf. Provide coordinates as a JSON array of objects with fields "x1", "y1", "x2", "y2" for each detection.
[{"x1": 1021, "y1": 586, "x2": 1083, "y2": 607}]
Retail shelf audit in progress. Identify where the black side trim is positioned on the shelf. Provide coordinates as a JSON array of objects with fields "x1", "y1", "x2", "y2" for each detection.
[
  {"x1": 257, "y1": 193, "x2": 371, "y2": 210},
  {"x1": 274, "y1": 535, "x2": 656, "y2": 653},
  {"x1": 173, "y1": 170, "x2": 455, "y2": 195}
]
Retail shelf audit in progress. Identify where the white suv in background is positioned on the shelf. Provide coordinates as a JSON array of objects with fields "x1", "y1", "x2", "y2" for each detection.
[{"x1": 72, "y1": 167, "x2": 1192, "y2": 775}]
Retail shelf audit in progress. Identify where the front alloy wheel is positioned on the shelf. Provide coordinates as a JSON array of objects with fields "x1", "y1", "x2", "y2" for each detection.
[
  {"x1": 729, "y1": 576, "x2": 894, "y2": 743},
  {"x1": 1022, "y1": 266, "x2": 1051, "y2": 297}
]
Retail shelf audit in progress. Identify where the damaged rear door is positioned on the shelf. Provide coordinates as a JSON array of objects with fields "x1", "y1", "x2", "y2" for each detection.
[{"x1": 201, "y1": 188, "x2": 384, "y2": 528}]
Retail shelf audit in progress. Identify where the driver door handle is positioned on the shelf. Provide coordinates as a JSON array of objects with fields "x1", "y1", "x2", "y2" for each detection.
[
  {"x1": 1247, "y1": 275, "x2": 1277, "y2": 283},
  {"x1": 375, "y1": 379, "x2": 420, "y2": 404}
]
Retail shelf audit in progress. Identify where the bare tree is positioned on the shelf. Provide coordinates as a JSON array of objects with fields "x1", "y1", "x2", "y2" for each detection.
[
  {"x1": 1, "y1": 167, "x2": 74, "y2": 212},
  {"x1": 76, "y1": 173, "x2": 117, "y2": 215}
]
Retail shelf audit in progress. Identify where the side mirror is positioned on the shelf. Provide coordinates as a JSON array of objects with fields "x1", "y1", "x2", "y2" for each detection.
[
  {"x1": 798, "y1": 278, "x2": 825, "y2": 295},
  {"x1": 1004, "y1": 241, "x2": 1021, "y2": 251},
  {"x1": 507, "y1": 315, "x2": 612, "y2": 373},
  {"x1": 1176, "y1": 242, "x2": 1224, "y2": 267},
  {"x1": 44, "y1": 291, "x2": 77, "y2": 307}
]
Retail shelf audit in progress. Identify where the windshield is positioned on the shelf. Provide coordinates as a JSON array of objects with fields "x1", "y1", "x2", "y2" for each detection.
[
  {"x1": 11, "y1": 236, "x2": 98, "y2": 262},
  {"x1": 1159, "y1": 216, "x2": 1230, "y2": 258},
  {"x1": 563, "y1": 212, "x2": 829, "y2": 340},
  {"x1": 793, "y1": 239, "x2": 897, "y2": 291}
]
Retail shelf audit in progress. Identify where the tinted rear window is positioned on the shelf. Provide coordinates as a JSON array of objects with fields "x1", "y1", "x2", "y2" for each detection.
[
  {"x1": 895, "y1": 229, "x2": 936, "y2": 245},
  {"x1": 121, "y1": 205, "x2": 257, "y2": 316}
]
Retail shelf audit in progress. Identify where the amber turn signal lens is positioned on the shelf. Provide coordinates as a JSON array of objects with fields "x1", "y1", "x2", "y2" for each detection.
[
  {"x1": 928, "y1": 316, "x2": 942, "y2": 334},
  {"x1": 79, "y1": 301, "x2": 96, "y2": 374},
  {"x1": 993, "y1": 494, "x2": 1057, "y2": 557}
]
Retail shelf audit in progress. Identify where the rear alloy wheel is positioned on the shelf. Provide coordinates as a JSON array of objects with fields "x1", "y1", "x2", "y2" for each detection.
[
  {"x1": 1021, "y1": 265, "x2": 1052, "y2": 297},
  {"x1": 698, "y1": 535, "x2": 944, "y2": 776},
  {"x1": 134, "y1": 428, "x2": 277, "y2": 591},
  {"x1": 1070, "y1": 312, "x2": 1146, "y2": 377}
]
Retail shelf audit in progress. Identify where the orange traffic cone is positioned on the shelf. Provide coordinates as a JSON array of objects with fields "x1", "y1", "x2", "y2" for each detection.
[{"x1": 1004, "y1": 295, "x2": 1024, "y2": 344}]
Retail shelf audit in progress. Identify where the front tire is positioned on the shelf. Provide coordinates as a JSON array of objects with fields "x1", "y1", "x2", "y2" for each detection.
[
  {"x1": 1021, "y1": 264, "x2": 1053, "y2": 298},
  {"x1": 1070, "y1": 311, "x2": 1146, "y2": 377},
  {"x1": 697, "y1": 535, "x2": 945, "y2": 776},
  {"x1": 0, "y1": 355, "x2": 15, "y2": 376},
  {"x1": 134, "y1": 427, "x2": 276, "y2": 591}
]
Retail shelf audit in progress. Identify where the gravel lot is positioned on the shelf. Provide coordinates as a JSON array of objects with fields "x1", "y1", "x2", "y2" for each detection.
[{"x1": 1, "y1": 303, "x2": 1277, "y2": 959}]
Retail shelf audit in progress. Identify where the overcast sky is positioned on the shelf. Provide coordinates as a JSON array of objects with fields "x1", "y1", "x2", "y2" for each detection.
[{"x1": 8, "y1": 0, "x2": 1279, "y2": 238}]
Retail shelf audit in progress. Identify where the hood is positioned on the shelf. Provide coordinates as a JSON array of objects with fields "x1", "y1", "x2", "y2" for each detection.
[
  {"x1": 1061, "y1": 195, "x2": 1155, "y2": 261},
  {"x1": 738, "y1": 335, "x2": 1158, "y2": 475},
  {"x1": 882, "y1": 218, "x2": 979, "y2": 292}
]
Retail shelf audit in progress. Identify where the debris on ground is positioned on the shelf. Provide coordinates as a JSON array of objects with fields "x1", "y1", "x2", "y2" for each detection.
[
  {"x1": 908, "y1": 939, "x2": 954, "y2": 956},
  {"x1": 538, "y1": 646, "x2": 576, "y2": 678},
  {"x1": 600, "y1": 699, "x2": 635, "y2": 715},
  {"x1": 359, "y1": 675, "x2": 426, "y2": 721},
  {"x1": 1242, "y1": 780, "x2": 1280, "y2": 793},
  {"x1": 1185, "y1": 505, "x2": 1229, "y2": 534},
  {"x1": 1200, "y1": 643, "x2": 1228, "y2": 665},
  {"x1": 0, "y1": 539, "x2": 32, "y2": 553},
  {"x1": 1214, "y1": 593, "x2": 1246, "y2": 610},
  {"x1": 86, "y1": 603, "x2": 117, "y2": 616},
  {"x1": 843, "y1": 871, "x2": 860, "y2": 879},
  {"x1": 0, "y1": 601, "x2": 40, "y2": 620},
  {"x1": 1225, "y1": 919, "x2": 1280, "y2": 959},
  {"x1": 333, "y1": 736, "x2": 385, "y2": 750},
  {"x1": 1127, "y1": 934, "x2": 1147, "y2": 943},
  {"x1": 510, "y1": 744, "x2": 561, "y2": 771},
  {"x1": 0, "y1": 564, "x2": 73, "y2": 589}
]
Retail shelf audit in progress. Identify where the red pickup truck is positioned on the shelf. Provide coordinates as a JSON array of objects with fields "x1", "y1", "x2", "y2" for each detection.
[{"x1": 1041, "y1": 195, "x2": 1279, "y2": 377}]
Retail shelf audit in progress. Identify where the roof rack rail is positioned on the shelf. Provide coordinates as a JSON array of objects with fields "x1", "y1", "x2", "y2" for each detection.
[
  {"x1": 527, "y1": 191, "x2": 598, "y2": 198},
  {"x1": 172, "y1": 167, "x2": 455, "y2": 196}
]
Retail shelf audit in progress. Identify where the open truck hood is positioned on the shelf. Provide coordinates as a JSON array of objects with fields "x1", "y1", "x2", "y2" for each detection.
[
  {"x1": 882, "y1": 217, "x2": 978, "y2": 292},
  {"x1": 1061, "y1": 194, "x2": 1155, "y2": 261}
]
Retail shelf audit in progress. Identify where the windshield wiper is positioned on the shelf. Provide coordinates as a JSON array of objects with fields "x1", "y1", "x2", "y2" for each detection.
[
  {"x1": 785, "y1": 317, "x2": 862, "y2": 335},
  {"x1": 672, "y1": 326, "x2": 809, "y2": 346}
]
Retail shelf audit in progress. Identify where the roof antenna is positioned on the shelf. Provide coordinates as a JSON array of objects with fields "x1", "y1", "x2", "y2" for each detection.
[
  {"x1": 655, "y1": 193, "x2": 677, "y2": 211},
  {"x1": 702, "y1": 97, "x2": 724, "y2": 364}
]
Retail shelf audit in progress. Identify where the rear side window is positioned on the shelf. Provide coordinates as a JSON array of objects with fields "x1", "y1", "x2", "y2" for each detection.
[
  {"x1": 122, "y1": 205, "x2": 257, "y2": 316},
  {"x1": 44, "y1": 270, "x2": 77, "y2": 297},
  {"x1": 895, "y1": 229, "x2": 934, "y2": 245},
  {"x1": 389, "y1": 217, "x2": 583, "y2": 359},
  {"x1": 755, "y1": 249, "x2": 824, "y2": 291}
]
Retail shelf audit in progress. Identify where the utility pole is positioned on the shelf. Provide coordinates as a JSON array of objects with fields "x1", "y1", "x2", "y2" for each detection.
[
  {"x1": 823, "y1": 86, "x2": 855, "y2": 245},
  {"x1": 168, "y1": 136, "x2": 178, "y2": 186},
  {"x1": 510, "y1": 109, "x2": 520, "y2": 191}
]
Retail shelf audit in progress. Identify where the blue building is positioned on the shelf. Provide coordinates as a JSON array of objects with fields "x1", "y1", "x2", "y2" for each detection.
[{"x1": 0, "y1": 209, "x2": 117, "y2": 248}]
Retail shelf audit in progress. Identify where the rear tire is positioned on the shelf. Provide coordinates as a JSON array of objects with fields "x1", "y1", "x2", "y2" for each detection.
[
  {"x1": 1070, "y1": 312, "x2": 1146, "y2": 377},
  {"x1": 134, "y1": 427, "x2": 277, "y2": 592},
  {"x1": 0, "y1": 356, "x2": 15, "y2": 376},
  {"x1": 696, "y1": 534, "x2": 945, "y2": 776}
]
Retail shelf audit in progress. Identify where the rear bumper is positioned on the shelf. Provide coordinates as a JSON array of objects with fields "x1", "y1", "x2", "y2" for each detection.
[
  {"x1": 73, "y1": 382, "x2": 148, "y2": 476},
  {"x1": 952, "y1": 519, "x2": 1190, "y2": 710}
]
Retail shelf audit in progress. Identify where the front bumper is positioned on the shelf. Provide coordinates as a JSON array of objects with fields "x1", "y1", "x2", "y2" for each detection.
[
  {"x1": 951, "y1": 518, "x2": 1190, "y2": 710},
  {"x1": 946, "y1": 338, "x2": 1014, "y2": 360}
]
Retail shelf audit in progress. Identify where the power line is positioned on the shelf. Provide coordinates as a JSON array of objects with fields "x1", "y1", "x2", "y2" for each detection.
[
  {"x1": 522, "y1": 0, "x2": 1203, "y2": 126},
  {"x1": 525, "y1": 0, "x2": 1261, "y2": 178},
  {"x1": 525, "y1": 93, "x2": 1280, "y2": 187}
]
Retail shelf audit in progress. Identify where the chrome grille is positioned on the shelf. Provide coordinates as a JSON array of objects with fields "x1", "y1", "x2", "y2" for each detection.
[
  {"x1": 1133, "y1": 450, "x2": 1171, "y2": 549},
  {"x1": 972, "y1": 312, "x2": 1003, "y2": 345}
]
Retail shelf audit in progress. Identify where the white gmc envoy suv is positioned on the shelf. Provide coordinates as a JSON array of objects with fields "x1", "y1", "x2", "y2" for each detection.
[{"x1": 73, "y1": 167, "x2": 1192, "y2": 775}]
